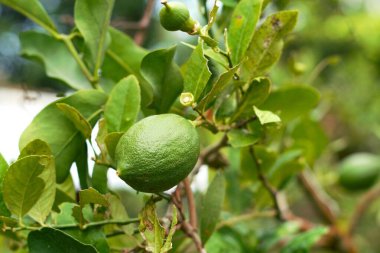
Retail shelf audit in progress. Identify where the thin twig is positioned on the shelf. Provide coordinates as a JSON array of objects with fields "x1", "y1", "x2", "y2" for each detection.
[
  {"x1": 134, "y1": 0, "x2": 156, "y2": 45},
  {"x1": 184, "y1": 177, "x2": 198, "y2": 229}
]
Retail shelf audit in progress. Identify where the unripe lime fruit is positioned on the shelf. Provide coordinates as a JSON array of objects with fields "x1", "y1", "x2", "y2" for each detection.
[
  {"x1": 115, "y1": 114, "x2": 200, "y2": 193},
  {"x1": 338, "y1": 153, "x2": 380, "y2": 191},
  {"x1": 159, "y1": 1, "x2": 198, "y2": 34}
]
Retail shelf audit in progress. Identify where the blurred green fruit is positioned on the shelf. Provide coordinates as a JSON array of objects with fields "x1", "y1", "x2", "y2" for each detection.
[{"x1": 159, "y1": 1, "x2": 199, "y2": 34}]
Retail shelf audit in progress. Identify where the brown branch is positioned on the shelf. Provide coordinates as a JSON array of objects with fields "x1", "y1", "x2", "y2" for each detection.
[
  {"x1": 184, "y1": 177, "x2": 198, "y2": 229},
  {"x1": 348, "y1": 184, "x2": 380, "y2": 236},
  {"x1": 134, "y1": 0, "x2": 156, "y2": 45}
]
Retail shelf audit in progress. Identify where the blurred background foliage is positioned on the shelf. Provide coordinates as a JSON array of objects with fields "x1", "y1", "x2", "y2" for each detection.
[{"x1": 0, "y1": 0, "x2": 380, "y2": 252}]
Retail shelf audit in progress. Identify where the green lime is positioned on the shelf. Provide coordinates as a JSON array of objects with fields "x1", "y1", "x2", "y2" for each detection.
[
  {"x1": 159, "y1": 1, "x2": 198, "y2": 33},
  {"x1": 338, "y1": 153, "x2": 380, "y2": 191},
  {"x1": 115, "y1": 114, "x2": 200, "y2": 193}
]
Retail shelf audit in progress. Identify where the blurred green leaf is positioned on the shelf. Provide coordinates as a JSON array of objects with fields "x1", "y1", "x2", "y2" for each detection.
[
  {"x1": 220, "y1": 0, "x2": 237, "y2": 7},
  {"x1": 261, "y1": 85, "x2": 320, "y2": 122},
  {"x1": 244, "y1": 10, "x2": 298, "y2": 77},
  {"x1": 182, "y1": 42, "x2": 211, "y2": 101},
  {"x1": 19, "y1": 90, "x2": 107, "y2": 183},
  {"x1": 75, "y1": 143, "x2": 89, "y2": 190},
  {"x1": 227, "y1": 129, "x2": 260, "y2": 148},
  {"x1": 55, "y1": 202, "x2": 78, "y2": 225},
  {"x1": 0, "y1": 153, "x2": 10, "y2": 217},
  {"x1": 57, "y1": 103, "x2": 92, "y2": 139},
  {"x1": 0, "y1": 0, "x2": 57, "y2": 33},
  {"x1": 160, "y1": 206, "x2": 178, "y2": 253},
  {"x1": 228, "y1": 0, "x2": 262, "y2": 65},
  {"x1": 201, "y1": 173, "x2": 226, "y2": 244},
  {"x1": 231, "y1": 77, "x2": 271, "y2": 121},
  {"x1": 65, "y1": 229, "x2": 109, "y2": 253},
  {"x1": 197, "y1": 65, "x2": 240, "y2": 112},
  {"x1": 0, "y1": 216, "x2": 18, "y2": 227},
  {"x1": 28, "y1": 227, "x2": 98, "y2": 253},
  {"x1": 281, "y1": 227, "x2": 328, "y2": 253},
  {"x1": 74, "y1": 0, "x2": 114, "y2": 70},
  {"x1": 79, "y1": 188, "x2": 109, "y2": 208},
  {"x1": 141, "y1": 46, "x2": 183, "y2": 114},
  {"x1": 105, "y1": 28, "x2": 152, "y2": 106},
  {"x1": 108, "y1": 194, "x2": 128, "y2": 220},
  {"x1": 3, "y1": 155, "x2": 54, "y2": 220},
  {"x1": 105, "y1": 132, "x2": 123, "y2": 162},
  {"x1": 91, "y1": 165, "x2": 108, "y2": 194},
  {"x1": 254, "y1": 106, "x2": 281, "y2": 125},
  {"x1": 19, "y1": 139, "x2": 51, "y2": 159},
  {"x1": 104, "y1": 75, "x2": 140, "y2": 133},
  {"x1": 20, "y1": 31, "x2": 92, "y2": 90},
  {"x1": 139, "y1": 201, "x2": 164, "y2": 253}
]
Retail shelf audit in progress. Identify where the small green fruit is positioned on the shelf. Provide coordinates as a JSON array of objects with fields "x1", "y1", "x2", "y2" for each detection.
[
  {"x1": 338, "y1": 153, "x2": 380, "y2": 191},
  {"x1": 115, "y1": 114, "x2": 200, "y2": 193},
  {"x1": 159, "y1": 1, "x2": 199, "y2": 34}
]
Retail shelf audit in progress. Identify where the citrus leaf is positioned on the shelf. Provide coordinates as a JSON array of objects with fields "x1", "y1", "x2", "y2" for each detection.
[
  {"x1": 57, "y1": 103, "x2": 92, "y2": 139},
  {"x1": 260, "y1": 85, "x2": 320, "y2": 122},
  {"x1": 74, "y1": 0, "x2": 114, "y2": 70},
  {"x1": 20, "y1": 31, "x2": 92, "y2": 90},
  {"x1": 19, "y1": 139, "x2": 51, "y2": 159},
  {"x1": 91, "y1": 164, "x2": 108, "y2": 194},
  {"x1": 281, "y1": 227, "x2": 328, "y2": 253},
  {"x1": 19, "y1": 90, "x2": 107, "y2": 183},
  {"x1": 0, "y1": 0, "x2": 57, "y2": 34},
  {"x1": 197, "y1": 65, "x2": 240, "y2": 112},
  {"x1": 28, "y1": 227, "x2": 99, "y2": 253},
  {"x1": 104, "y1": 132, "x2": 123, "y2": 161},
  {"x1": 244, "y1": 10, "x2": 298, "y2": 77},
  {"x1": 3, "y1": 155, "x2": 52, "y2": 219},
  {"x1": 64, "y1": 229, "x2": 109, "y2": 253},
  {"x1": 182, "y1": 42, "x2": 211, "y2": 101},
  {"x1": 228, "y1": 0, "x2": 262, "y2": 65},
  {"x1": 254, "y1": 106, "x2": 281, "y2": 125},
  {"x1": 79, "y1": 188, "x2": 109, "y2": 208},
  {"x1": 104, "y1": 75, "x2": 141, "y2": 133},
  {"x1": 141, "y1": 46, "x2": 184, "y2": 114},
  {"x1": 0, "y1": 153, "x2": 10, "y2": 217},
  {"x1": 55, "y1": 202, "x2": 78, "y2": 225},
  {"x1": 227, "y1": 129, "x2": 260, "y2": 148},
  {"x1": 200, "y1": 172, "x2": 226, "y2": 244},
  {"x1": 160, "y1": 206, "x2": 178, "y2": 253},
  {"x1": 107, "y1": 194, "x2": 128, "y2": 220},
  {"x1": 105, "y1": 28, "x2": 153, "y2": 106},
  {"x1": 75, "y1": 143, "x2": 89, "y2": 190},
  {"x1": 231, "y1": 77, "x2": 271, "y2": 121},
  {"x1": 0, "y1": 216, "x2": 18, "y2": 227},
  {"x1": 139, "y1": 201, "x2": 164, "y2": 253}
]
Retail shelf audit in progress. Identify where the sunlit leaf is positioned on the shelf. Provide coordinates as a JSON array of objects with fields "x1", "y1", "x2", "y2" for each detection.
[
  {"x1": 79, "y1": 188, "x2": 109, "y2": 208},
  {"x1": 254, "y1": 106, "x2": 281, "y2": 125},
  {"x1": 57, "y1": 103, "x2": 92, "y2": 139}
]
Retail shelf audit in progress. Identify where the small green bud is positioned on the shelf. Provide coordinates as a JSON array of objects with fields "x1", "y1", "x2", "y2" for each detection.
[{"x1": 180, "y1": 92, "x2": 195, "y2": 107}]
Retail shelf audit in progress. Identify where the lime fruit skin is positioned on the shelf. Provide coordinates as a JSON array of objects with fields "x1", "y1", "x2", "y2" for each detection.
[
  {"x1": 339, "y1": 153, "x2": 380, "y2": 191},
  {"x1": 115, "y1": 114, "x2": 200, "y2": 193},
  {"x1": 159, "y1": 2, "x2": 190, "y2": 31}
]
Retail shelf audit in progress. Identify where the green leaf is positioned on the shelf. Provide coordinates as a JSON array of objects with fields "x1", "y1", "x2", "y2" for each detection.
[
  {"x1": 55, "y1": 202, "x2": 78, "y2": 225},
  {"x1": 79, "y1": 188, "x2": 109, "y2": 208},
  {"x1": 228, "y1": 0, "x2": 262, "y2": 65},
  {"x1": 141, "y1": 46, "x2": 184, "y2": 114},
  {"x1": 0, "y1": 153, "x2": 10, "y2": 217},
  {"x1": 227, "y1": 129, "x2": 260, "y2": 148},
  {"x1": 91, "y1": 164, "x2": 108, "y2": 194},
  {"x1": 0, "y1": 216, "x2": 18, "y2": 227},
  {"x1": 57, "y1": 103, "x2": 92, "y2": 139},
  {"x1": 231, "y1": 77, "x2": 271, "y2": 121},
  {"x1": 182, "y1": 42, "x2": 211, "y2": 101},
  {"x1": 65, "y1": 229, "x2": 109, "y2": 253},
  {"x1": 105, "y1": 28, "x2": 153, "y2": 106},
  {"x1": 28, "y1": 227, "x2": 98, "y2": 253},
  {"x1": 200, "y1": 172, "x2": 226, "y2": 244},
  {"x1": 107, "y1": 194, "x2": 128, "y2": 220},
  {"x1": 104, "y1": 75, "x2": 141, "y2": 133},
  {"x1": 260, "y1": 85, "x2": 320, "y2": 122},
  {"x1": 3, "y1": 155, "x2": 53, "y2": 219},
  {"x1": 19, "y1": 90, "x2": 107, "y2": 183},
  {"x1": 197, "y1": 65, "x2": 240, "y2": 112},
  {"x1": 75, "y1": 143, "x2": 89, "y2": 190},
  {"x1": 160, "y1": 206, "x2": 178, "y2": 253},
  {"x1": 20, "y1": 31, "x2": 92, "y2": 90},
  {"x1": 244, "y1": 10, "x2": 298, "y2": 77},
  {"x1": 74, "y1": 0, "x2": 114, "y2": 71},
  {"x1": 104, "y1": 132, "x2": 123, "y2": 162},
  {"x1": 254, "y1": 106, "x2": 281, "y2": 125},
  {"x1": 281, "y1": 227, "x2": 328, "y2": 253},
  {"x1": 19, "y1": 139, "x2": 51, "y2": 159},
  {"x1": 0, "y1": 0, "x2": 57, "y2": 34},
  {"x1": 220, "y1": 0, "x2": 237, "y2": 7},
  {"x1": 139, "y1": 200, "x2": 165, "y2": 253}
]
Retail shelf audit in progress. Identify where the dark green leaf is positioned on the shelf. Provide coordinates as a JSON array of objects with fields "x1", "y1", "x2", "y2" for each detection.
[
  {"x1": 104, "y1": 75, "x2": 140, "y2": 133},
  {"x1": 74, "y1": 0, "x2": 114, "y2": 70},
  {"x1": 141, "y1": 46, "x2": 184, "y2": 114},
  {"x1": 200, "y1": 173, "x2": 226, "y2": 243},
  {"x1": 105, "y1": 132, "x2": 123, "y2": 161},
  {"x1": 182, "y1": 42, "x2": 211, "y2": 101},
  {"x1": 227, "y1": 129, "x2": 260, "y2": 148},
  {"x1": 0, "y1": 153, "x2": 10, "y2": 217},
  {"x1": 57, "y1": 103, "x2": 92, "y2": 139},
  {"x1": 228, "y1": 0, "x2": 262, "y2": 64},
  {"x1": 281, "y1": 227, "x2": 328, "y2": 253},
  {"x1": 19, "y1": 139, "x2": 51, "y2": 159},
  {"x1": 28, "y1": 227, "x2": 98, "y2": 253},
  {"x1": 231, "y1": 77, "x2": 271, "y2": 121},
  {"x1": 19, "y1": 90, "x2": 107, "y2": 183},
  {"x1": 65, "y1": 229, "x2": 109, "y2": 253},
  {"x1": 79, "y1": 188, "x2": 109, "y2": 208},
  {"x1": 260, "y1": 85, "x2": 320, "y2": 122},
  {"x1": 76, "y1": 143, "x2": 89, "y2": 190},
  {"x1": 20, "y1": 31, "x2": 92, "y2": 90},
  {"x1": 244, "y1": 10, "x2": 298, "y2": 77},
  {"x1": 3, "y1": 155, "x2": 54, "y2": 220},
  {"x1": 105, "y1": 28, "x2": 152, "y2": 106},
  {"x1": 92, "y1": 164, "x2": 108, "y2": 194},
  {"x1": 0, "y1": 0, "x2": 57, "y2": 33},
  {"x1": 254, "y1": 106, "x2": 281, "y2": 125}
]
